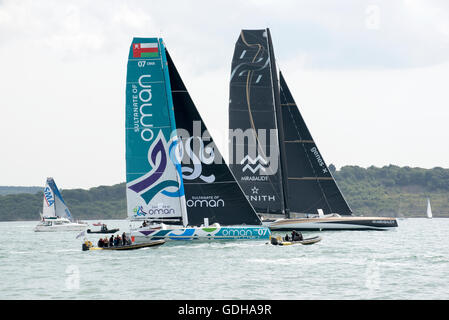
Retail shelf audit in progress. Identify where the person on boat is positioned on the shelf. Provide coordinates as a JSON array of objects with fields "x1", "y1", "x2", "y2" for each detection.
[
  {"x1": 284, "y1": 234, "x2": 290, "y2": 241},
  {"x1": 101, "y1": 224, "x2": 108, "y2": 232},
  {"x1": 142, "y1": 220, "x2": 148, "y2": 228},
  {"x1": 122, "y1": 232, "x2": 127, "y2": 245},
  {"x1": 115, "y1": 235, "x2": 122, "y2": 246},
  {"x1": 109, "y1": 235, "x2": 114, "y2": 247},
  {"x1": 98, "y1": 238, "x2": 104, "y2": 248},
  {"x1": 292, "y1": 231, "x2": 303, "y2": 241},
  {"x1": 82, "y1": 240, "x2": 93, "y2": 251}
]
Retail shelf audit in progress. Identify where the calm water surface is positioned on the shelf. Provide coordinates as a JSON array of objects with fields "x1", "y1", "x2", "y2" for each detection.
[{"x1": 1, "y1": 218, "x2": 448, "y2": 299}]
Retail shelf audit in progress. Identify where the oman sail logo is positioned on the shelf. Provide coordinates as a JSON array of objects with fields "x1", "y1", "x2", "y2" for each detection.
[{"x1": 128, "y1": 131, "x2": 184, "y2": 205}]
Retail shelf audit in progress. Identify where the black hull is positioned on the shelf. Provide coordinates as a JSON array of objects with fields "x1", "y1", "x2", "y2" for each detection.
[
  {"x1": 87, "y1": 228, "x2": 120, "y2": 234},
  {"x1": 264, "y1": 216, "x2": 398, "y2": 231},
  {"x1": 84, "y1": 240, "x2": 165, "y2": 251},
  {"x1": 271, "y1": 235, "x2": 322, "y2": 246}
]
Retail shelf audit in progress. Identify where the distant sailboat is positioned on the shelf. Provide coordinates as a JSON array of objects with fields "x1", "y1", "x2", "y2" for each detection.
[
  {"x1": 228, "y1": 29, "x2": 398, "y2": 231},
  {"x1": 426, "y1": 198, "x2": 433, "y2": 219},
  {"x1": 125, "y1": 37, "x2": 270, "y2": 242},
  {"x1": 34, "y1": 177, "x2": 87, "y2": 232}
]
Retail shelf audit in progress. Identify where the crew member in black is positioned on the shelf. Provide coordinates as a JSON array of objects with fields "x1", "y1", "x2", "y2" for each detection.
[{"x1": 291, "y1": 230, "x2": 303, "y2": 241}]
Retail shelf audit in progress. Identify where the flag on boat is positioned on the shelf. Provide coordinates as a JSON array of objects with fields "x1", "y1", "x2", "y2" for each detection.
[
  {"x1": 133, "y1": 42, "x2": 159, "y2": 58},
  {"x1": 76, "y1": 230, "x2": 86, "y2": 239}
]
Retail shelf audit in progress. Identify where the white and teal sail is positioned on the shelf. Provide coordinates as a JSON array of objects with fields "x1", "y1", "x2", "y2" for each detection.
[
  {"x1": 125, "y1": 37, "x2": 270, "y2": 241},
  {"x1": 42, "y1": 177, "x2": 72, "y2": 220},
  {"x1": 126, "y1": 38, "x2": 187, "y2": 226}
]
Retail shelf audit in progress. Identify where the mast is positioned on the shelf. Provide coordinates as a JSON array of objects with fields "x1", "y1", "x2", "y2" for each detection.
[{"x1": 266, "y1": 28, "x2": 291, "y2": 218}]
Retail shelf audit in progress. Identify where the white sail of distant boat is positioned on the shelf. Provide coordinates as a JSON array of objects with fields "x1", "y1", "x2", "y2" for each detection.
[
  {"x1": 42, "y1": 177, "x2": 72, "y2": 220},
  {"x1": 426, "y1": 198, "x2": 433, "y2": 219}
]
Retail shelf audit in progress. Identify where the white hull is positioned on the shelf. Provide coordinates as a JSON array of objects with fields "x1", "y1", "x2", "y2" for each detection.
[
  {"x1": 34, "y1": 223, "x2": 87, "y2": 232},
  {"x1": 34, "y1": 217, "x2": 88, "y2": 232},
  {"x1": 263, "y1": 216, "x2": 398, "y2": 231},
  {"x1": 130, "y1": 225, "x2": 271, "y2": 243}
]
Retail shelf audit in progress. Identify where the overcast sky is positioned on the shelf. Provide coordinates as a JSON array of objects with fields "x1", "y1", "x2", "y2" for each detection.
[{"x1": 1, "y1": 0, "x2": 448, "y2": 189}]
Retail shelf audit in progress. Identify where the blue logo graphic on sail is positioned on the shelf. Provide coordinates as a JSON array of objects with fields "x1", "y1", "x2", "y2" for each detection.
[
  {"x1": 43, "y1": 187, "x2": 54, "y2": 207},
  {"x1": 128, "y1": 133, "x2": 184, "y2": 204}
]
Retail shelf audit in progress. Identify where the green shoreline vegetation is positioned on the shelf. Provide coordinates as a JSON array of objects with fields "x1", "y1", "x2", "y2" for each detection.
[{"x1": 1, "y1": 165, "x2": 448, "y2": 221}]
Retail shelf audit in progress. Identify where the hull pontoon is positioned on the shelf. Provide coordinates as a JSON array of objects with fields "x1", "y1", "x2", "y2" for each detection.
[
  {"x1": 131, "y1": 224, "x2": 271, "y2": 243},
  {"x1": 263, "y1": 216, "x2": 398, "y2": 231}
]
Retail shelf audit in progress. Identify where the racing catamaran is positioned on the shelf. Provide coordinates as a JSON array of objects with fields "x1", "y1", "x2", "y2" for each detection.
[
  {"x1": 228, "y1": 29, "x2": 398, "y2": 231},
  {"x1": 126, "y1": 38, "x2": 270, "y2": 242},
  {"x1": 34, "y1": 177, "x2": 87, "y2": 232}
]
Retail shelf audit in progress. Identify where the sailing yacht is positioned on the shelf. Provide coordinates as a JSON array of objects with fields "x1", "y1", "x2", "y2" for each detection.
[
  {"x1": 34, "y1": 178, "x2": 88, "y2": 232},
  {"x1": 426, "y1": 198, "x2": 433, "y2": 219},
  {"x1": 228, "y1": 29, "x2": 398, "y2": 231},
  {"x1": 125, "y1": 38, "x2": 270, "y2": 242}
]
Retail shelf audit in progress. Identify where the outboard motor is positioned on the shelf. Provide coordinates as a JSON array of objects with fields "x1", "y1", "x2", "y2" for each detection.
[{"x1": 270, "y1": 236, "x2": 279, "y2": 245}]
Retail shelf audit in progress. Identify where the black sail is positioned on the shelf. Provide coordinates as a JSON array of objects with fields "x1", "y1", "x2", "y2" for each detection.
[
  {"x1": 228, "y1": 29, "x2": 286, "y2": 214},
  {"x1": 279, "y1": 72, "x2": 352, "y2": 215},
  {"x1": 166, "y1": 49, "x2": 262, "y2": 226}
]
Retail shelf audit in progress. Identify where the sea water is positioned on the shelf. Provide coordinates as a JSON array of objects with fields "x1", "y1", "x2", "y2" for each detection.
[{"x1": 1, "y1": 218, "x2": 448, "y2": 300}]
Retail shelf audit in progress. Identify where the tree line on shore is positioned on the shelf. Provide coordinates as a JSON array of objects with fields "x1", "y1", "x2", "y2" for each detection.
[{"x1": 1, "y1": 165, "x2": 448, "y2": 221}]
